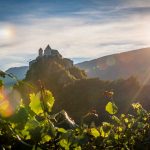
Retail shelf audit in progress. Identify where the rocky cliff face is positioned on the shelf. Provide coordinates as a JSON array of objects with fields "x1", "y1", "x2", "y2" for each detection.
[{"x1": 25, "y1": 57, "x2": 87, "y2": 91}]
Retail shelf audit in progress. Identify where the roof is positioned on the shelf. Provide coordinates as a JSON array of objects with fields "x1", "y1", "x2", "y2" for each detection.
[{"x1": 45, "y1": 44, "x2": 51, "y2": 51}]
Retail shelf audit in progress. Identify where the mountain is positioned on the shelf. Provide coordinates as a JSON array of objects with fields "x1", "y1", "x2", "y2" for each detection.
[
  {"x1": 16, "y1": 46, "x2": 87, "y2": 104},
  {"x1": 0, "y1": 66, "x2": 29, "y2": 86},
  {"x1": 25, "y1": 56, "x2": 86, "y2": 88},
  {"x1": 25, "y1": 45, "x2": 87, "y2": 89},
  {"x1": 15, "y1": 46, "x2": 145, "y2": 122},
  {"x1": 76, "y1": 48, "x2": 150, "y2": 84},
  {"x1": 12, "y1": 46, "x2": 150, "y2": 122}
]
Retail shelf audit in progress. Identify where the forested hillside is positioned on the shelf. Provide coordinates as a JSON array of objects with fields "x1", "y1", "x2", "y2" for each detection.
[
  {"x1": 77, "y1": 48, "x2": 150, "y2": 85},
  {"x1": 13, "y1": 54, "x2": 150, "y2": 123}
]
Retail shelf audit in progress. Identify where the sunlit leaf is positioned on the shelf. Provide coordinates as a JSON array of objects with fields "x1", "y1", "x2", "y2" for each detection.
[
  {"x1": 22, "y1": 118, "x2": 40, "y2": 140},
  {"x1": 105, "y1": 102, "x2": 118, "y2": 115},
  {"x1": 132, "y1": 103, "x2": 142, "y2": 109},
  {"x1": 57, "y1": 128, "x2": 67, "y2": 133},
  {"x1": 99, "y1": 126, "x2": 106, "y2": 137},
  {"x1": 102, "y1": 122, "x2": 112, "y2": 133},
  {"x1": 90, "y1": 128, "x2": 100, "y2": 138},
  {"x1": 21, "y1": 129, "x2": 31, "y2": 140},
  {"x1": 99, "y1": 126, "x2": 110, "y2": 137},
  {"x1": 59, "y1": 139, "x2": 70, "y2": 150},
  {"x1": 29, "y1": 93, "x2": 43, "y2": 115},
  {"x1": 74, "y1": 146, "x2": 82, "y2": 150},
  {"x1": 41, "y1": 135, "x2": 51, "y2": 143},
  {"x1": 124, "y1": 118, "x2": 128, "y2": 123},
  {"x1": 114, "y1": 134, "x2": 119, "y2": 140},
  {"x1": 118, "y1": 126, "x2": 123, "y2": 132},
  {"x1": 25, "y1": 119, "x2": 40, "y2": 130},
  {"x1": 112, "y1": 116, "x2": 120, "y2": 124},
  {"x1": 43, "y1": 90, "x2": 55, "y2": 113}
]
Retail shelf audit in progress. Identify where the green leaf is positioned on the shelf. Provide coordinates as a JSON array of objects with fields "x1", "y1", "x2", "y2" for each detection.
[
  {"x1": 57, "y1": 128, "x2": 67, "y2": 133},
  {"x1": 124, "y1": 118, "x2": 129, "y2": 123},
  {"x1": 59, "y1": 139, "x2": 70, "y2": 150},
  {"x1": 114, "y1": 134, "x2": 119, "y2": 140},
  {"x1": 105, "y1": 102, "x2": 118, "y2": 115},
  {"x1": 118, "y1": 126, "x2": 123, "y2": 132},
  {"x1": 9, "y1": 107, "x2": 28, "y2": 129},
  {"x1": 99, "y1": 126, "x2": 110, "y2": 137},
  {"x1": 22, "y1": 118, "x2": 40, "y2": 139},
  {"x1": 102, "y1": 122, "x2": 112, "y2": 133},
  {"x1": 112, "y1": 116, "x2": 120, "y2": 124},
  {"x1": 74, "y1": 146, "x2": 82, "y2": 150},
  {"x1": 29, "y1": 93, "x2": 43, "y2": 115},
  {"x1": 22, "y1": 119, "x2": 42, "y2": 141},
  {"x1": 41, "y1": 135, "x2": 51, "y2": 143},
  {"x1": 132, "y1": 103, "x2": 142, "y2": 109},
  {"x1": 43, "y1": 90, "x2": 55, "y2": 113},
  {"x1": 90, "y1": 128, "x2": 100, "y2": 138}
]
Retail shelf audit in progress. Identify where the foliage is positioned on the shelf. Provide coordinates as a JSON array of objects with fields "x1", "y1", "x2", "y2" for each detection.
[
  {"x1": 0, "y1": 81, "x2": 150, "y2": 149},
  {"x1": 105, "y1": 102, "x2": 118, "y2": 115},
  {"x1": 16, "y1": 56, "x2": 146, "y2": 123}
]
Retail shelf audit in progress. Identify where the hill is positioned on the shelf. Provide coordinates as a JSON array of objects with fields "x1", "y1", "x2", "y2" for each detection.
[
  {"x1": 14, "y1": 46, "x2": 143, "y2": 122},
  {"x1": 13, "y1": 46, "x2": 150, "y2": 122},
  {"x1": 76, "y1": 48, "x2": 150, "y2": 84},
  {"x1": 0, "y1": 66, "x2": 28, "y2": 86},
  {"x1": 16, "y1": 45, "x2": 87, "y2": 104},
  {"x1": 25, "y1": 56, "x2": 87, "y2": 90}
]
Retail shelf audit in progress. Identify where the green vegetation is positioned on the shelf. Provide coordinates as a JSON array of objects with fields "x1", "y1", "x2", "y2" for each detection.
[
  {"x1": 0, "y1": 57, "x2": 150, "y2": 149},
  {"x1": 0, "y1": 81, "x2": 149, "y2": 150},
  {"x1": 12, "y1": 54, "x2": 150, "y2": 124}
]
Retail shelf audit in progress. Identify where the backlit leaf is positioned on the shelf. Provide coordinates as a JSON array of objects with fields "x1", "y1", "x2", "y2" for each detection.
[
  {"x1": 43, "y1": 90, "x2": 55, "y2": 113},
  {"x1": 29, "y1": 93, "x2": 43, "y2": 115},
  {"x1": 57, "y1": 128, "x2": 67, "y2": 133},
  {"x1": 90, "y1": 128, "x2": 100, "y2": 138},
  {"x1": 59, "y1": 139, "x2": 70, "y2": 150},
  {"x1": 105, "y1": 102, "x2": 118, "y2": 115}
]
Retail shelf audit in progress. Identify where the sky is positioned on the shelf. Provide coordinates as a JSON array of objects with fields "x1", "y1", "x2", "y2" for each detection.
[{"x1": 0, "y1": 0, "x2": 150, "y2": 70}]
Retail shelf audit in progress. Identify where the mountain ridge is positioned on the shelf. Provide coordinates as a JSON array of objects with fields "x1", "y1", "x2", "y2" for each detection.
[
  {"x1": 76, "y1": 47, "x2": 150, "y2": 84},
  {"x1": 1, "y1": 47, "x2": 150, "y2": 85},
  {"x1": 77, "y1": 47, "x2": 150, "y2": 66},
  {"x1": 0, "y1": 66, "x2": 29, "y2": 86}
]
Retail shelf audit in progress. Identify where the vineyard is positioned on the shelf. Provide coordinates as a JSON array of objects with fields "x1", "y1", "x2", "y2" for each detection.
[{"x1": 0, "y1": 81, "x2": 149, "y2": 150}]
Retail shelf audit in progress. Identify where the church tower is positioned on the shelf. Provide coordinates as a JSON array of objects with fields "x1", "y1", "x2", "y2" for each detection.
[
  {"x1": 39, "y1": 48, "x2": 43, "y2": 57},
  {"x1": 44, "y1": 44, "x2": 52, "y2": 56}
]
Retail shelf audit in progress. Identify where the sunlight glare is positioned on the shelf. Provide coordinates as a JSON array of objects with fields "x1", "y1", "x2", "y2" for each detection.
[
  {"x1": 0, "y1": 88, "x2": 14, "y2": 117},
  {"x1": 0, "y1": 26, "x2": 15, "y2": 39}
]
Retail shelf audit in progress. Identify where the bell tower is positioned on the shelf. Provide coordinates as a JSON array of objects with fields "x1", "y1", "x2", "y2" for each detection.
[
  {"x1": 39, "y1": 48, "x2": 43, "y2": 57},
  {"x1": 44, "y1": 44, "x2": 52, "y2": 56}
]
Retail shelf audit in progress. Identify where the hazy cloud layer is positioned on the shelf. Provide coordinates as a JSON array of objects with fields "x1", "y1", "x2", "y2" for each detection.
[{"x1": 0, "y1": 0, "x2": 150, "y2": 70}]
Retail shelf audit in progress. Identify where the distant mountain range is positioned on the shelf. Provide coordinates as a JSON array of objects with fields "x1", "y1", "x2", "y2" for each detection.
[
  {"x1": 1, "y1": 47, "x2": 150, "y2": 121},
  {"x1": 76, "y1": 48, "x2": 150, "y2": 84},
  {"x1": 0, "y1": 66, "x2": 28, "y2": 85},
  {"x1": 1, "y1": 47, "x2": 150, "y2": 85}
]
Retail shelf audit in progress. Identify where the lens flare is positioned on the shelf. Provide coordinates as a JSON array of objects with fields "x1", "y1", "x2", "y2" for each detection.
[
  {"x1": 0, "y1": 26, "x2": 15, "y2": 39},
  {"x1": 0, "y1": 87, "x2": 14, "y2": 117}
]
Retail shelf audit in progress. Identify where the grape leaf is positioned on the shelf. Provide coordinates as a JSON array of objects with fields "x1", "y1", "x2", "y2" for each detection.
[
  {"x1": 29, "y1": 93, "x2": 43, "y2": 115},
  {"x1": 90, "y1": 128, "x2": 100, "y2": 138},
  {"x1": 105, "y1": 102, "x2": 118, "y2": 115}
]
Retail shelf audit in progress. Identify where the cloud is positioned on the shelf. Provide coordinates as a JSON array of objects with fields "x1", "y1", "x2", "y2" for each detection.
[{"x1": 0, "y1": 0, "x2": 150, "y2": 70}]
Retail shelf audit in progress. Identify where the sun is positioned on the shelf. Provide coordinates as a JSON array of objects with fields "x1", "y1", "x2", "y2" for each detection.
[{"x1": 0, "y1": 26, "x2": 15, "y2": 39}]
